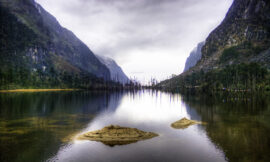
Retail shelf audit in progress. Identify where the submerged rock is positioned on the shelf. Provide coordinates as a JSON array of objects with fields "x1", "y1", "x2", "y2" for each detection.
[
  {"x1": 77, "y1": 125, "x2": 158, "y2": 146},
  {"x1": 171, "y1": 117, "x2": 204, "y2": 129}
]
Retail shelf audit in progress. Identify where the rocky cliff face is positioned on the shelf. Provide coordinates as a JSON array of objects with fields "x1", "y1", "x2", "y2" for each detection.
[
  {"x1": 159, "y1": 0, "x2": 270, "y2": 90},
  {"x1": 194, "y1": 0, "x2": 270, "y2": 72},
  {"x1": 183, "y1": 41, "x2": 205, "y2": 72},
  {"x1": 0, "y1": 0, "x2": 111, "y2": 89},
  {"x1": 97, "y1": 55, "x2": 130, "y2": 84}
]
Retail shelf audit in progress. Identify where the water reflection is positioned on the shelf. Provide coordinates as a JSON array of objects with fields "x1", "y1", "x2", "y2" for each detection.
[
  {"x1": 182, "y1": 94, "x2": 270, "y2": 162},
  {"x1": 0, "y1": 91, "x2": 123, "y2": 162},
  {"x1": 2, "y1": 91, "x2": 269, "y2": 162},
  {"x1": 49, "y1": 91, "x2": 225, "y2": 162}
]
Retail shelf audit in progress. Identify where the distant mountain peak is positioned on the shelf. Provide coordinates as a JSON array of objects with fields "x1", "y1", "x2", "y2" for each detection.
[
  {"x1": 183, "y1": 41, "x2": 205, "y2": 72},
  {"x1": 96, "y1": 55, "x2": 130, "y2": 84}
]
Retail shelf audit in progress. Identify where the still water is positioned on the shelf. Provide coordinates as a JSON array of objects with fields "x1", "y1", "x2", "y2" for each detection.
[{"x1": 0, "y1": 91, "x2": 270, "y2": 162}]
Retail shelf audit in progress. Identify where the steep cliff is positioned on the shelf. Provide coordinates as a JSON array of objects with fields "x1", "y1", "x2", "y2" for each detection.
[
  {"x1": 195, "y1": 0, "x2": 270, "y2": 72},
  {"x1": 0, "y1": 0, "x2": 111, "y2": 89},
  {"x1": 97, "y1": 55, "x2": 130, "y2": 84},
  {"x1": 159, "y1": 0, "x2": 270, "y2": 91},
  {"x1": 183, "y1": 41, "x2": 205, "y2": 72}
]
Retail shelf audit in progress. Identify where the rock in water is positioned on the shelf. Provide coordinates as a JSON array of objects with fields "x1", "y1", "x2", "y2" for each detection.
[
  {"x1": 171, "y1": 117, "x2": 203, "y2": 129},
  {"x1": 77, "y1": 125, "x2": 158, "y2": 146}
]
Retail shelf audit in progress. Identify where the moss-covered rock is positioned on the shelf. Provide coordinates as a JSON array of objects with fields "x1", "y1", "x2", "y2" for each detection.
[
  {"x1": 77, "y1": 125, "x2": 158, "y2": 146},
  {"x1": 171, "y1": 117, "x2": 204, "y2": 129}
]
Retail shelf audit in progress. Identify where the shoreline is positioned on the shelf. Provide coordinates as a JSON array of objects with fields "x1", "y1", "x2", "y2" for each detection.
[{"x1": 0, "y1": 89, "x2": 79, "y2": 93}]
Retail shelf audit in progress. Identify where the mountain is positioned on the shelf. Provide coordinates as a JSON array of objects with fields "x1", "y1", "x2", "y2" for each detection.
[
  {"x1": 159, "y1": 0, "x2": 270, "y2": 92},
  {"x1": 183, "y1": 41, "x2": 205, "y2": 72},
  {"x1": 0, "y1": 0, "x2": 111, "y2": 89},
  {"x1": 97, "y1": 55, "x2": 130, "y2": 84},
  {"x1": 195, "y1": 0, "x2": 270, "y2": 72}
]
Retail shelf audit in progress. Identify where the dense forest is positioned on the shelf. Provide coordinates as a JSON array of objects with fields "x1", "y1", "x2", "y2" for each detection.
[{"x1": 158, "y1": 63, "x2": 270, "y2": 93}]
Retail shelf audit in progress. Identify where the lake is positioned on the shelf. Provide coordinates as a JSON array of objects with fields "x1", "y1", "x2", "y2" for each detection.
[{"x1": 0, "y1": 90, "x2": 270, "y2": 162}]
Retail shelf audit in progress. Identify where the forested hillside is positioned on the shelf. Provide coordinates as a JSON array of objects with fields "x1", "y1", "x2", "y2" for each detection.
[
  {"x1": 158, "y1": 0, "x2": 270, "y2": 92},
  {"x1": 0, "y1": 0, "x2": 112, "y2": 89}
]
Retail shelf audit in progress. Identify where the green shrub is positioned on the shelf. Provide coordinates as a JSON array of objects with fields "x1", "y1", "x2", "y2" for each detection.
[{"x1": 220, "y1": 46, "x2": 239, "y2": 63}]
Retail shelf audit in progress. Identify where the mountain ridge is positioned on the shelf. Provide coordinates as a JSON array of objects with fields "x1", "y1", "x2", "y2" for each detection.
[
  {"x1": 158, "y1": 0, "x2": 270, "y2": 92},
  {"x1": 0, "y1": 0, "x2": 115, "y2": 89},
  {"x1": 96, "y1": 55, "x2": 130, "y2": 84},
  {"x1": 183, "y1": 41, "x2": 205, "y2": 72},
  {"x1": 195, "y1": 0, "x2": 270, "y2": 72}
]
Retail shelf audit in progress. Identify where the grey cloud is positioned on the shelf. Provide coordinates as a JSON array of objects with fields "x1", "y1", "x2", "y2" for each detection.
[{"x1": 36, "y1": 0, "x2": 233, "y2": 82}]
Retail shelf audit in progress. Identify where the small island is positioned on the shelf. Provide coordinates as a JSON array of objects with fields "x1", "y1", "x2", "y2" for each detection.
[
  {"x1": 77, "y1": 125, "x2": 158, "y2": 146},
  {"x1": 171, "y1": 117, "x2": 204, "y2": 129}
]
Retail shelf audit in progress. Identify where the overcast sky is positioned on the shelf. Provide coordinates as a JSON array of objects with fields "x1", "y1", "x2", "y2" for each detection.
[{"x1": 36, "y1": 0, "x2": 233, "y2": 83}]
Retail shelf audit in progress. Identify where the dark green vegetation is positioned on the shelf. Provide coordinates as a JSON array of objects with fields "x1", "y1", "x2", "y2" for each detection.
[
  {"x1": 0, "y1": 0, "x2": 121, "y2": 90},
  {"x1": 219, "y1": 41, "x2": 269, "y2": 64},
  {"x1": 219, "y1": 46, "x2": 240, "y2": 63},
  {"x1": 160, "y1": 63, "x2": 270, "y2": 93},
  {"x1": 159, "y1": 0, "x2": 270, "y2": 93}
]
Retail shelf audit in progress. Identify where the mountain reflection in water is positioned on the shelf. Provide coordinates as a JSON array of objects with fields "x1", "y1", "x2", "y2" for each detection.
[
  {"x1": 48, "y1": 91, "x2": 225, "y2": 162},
  {"x1": 0, "y1": 91, "x2": 123, "y2": 162},
  {"x1": 1, "y1": 90, "x2": 270, "y2": 162}
]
